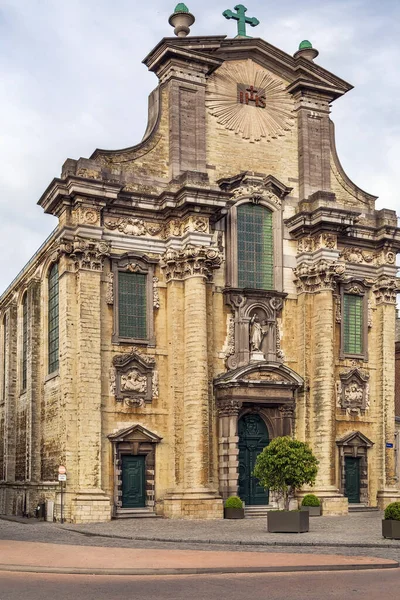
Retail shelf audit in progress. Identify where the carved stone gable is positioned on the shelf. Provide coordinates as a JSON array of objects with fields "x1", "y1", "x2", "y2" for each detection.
[{"x1": 111, "y1": 350, "x2": 157, "y2": 406}]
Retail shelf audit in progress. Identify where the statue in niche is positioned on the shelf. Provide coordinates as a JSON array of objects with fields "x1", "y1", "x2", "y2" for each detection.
[{"x1": 250, "y1": 314, "x2": 266, "y2": 352}]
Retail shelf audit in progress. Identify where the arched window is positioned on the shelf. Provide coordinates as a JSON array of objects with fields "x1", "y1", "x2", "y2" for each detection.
[
  {"x1": 48, "y1": 263, "x2": 59, "y2": 374},
  {"x1": 237, "y1": 203, "x2": 273, "y2": 289},
  {"x1": 22, "y1": 293, "x2": 28, "y2": 390}
]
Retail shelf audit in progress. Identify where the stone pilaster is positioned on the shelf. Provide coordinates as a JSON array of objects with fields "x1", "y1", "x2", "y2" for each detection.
[
  {"x1": 294, "y1": 259, "x2": 348, "y2": 515},
  {"x1": 217, "y1": 399, "x2": 242, "y2": 500},
  {"x1": 161, "y1": 245, "x2": 223, "y2": 519},
  {"x1": 373, "y1": 277, "x2": 400, "y2": 508},
  {"x1": 61, "y1": 240, "x2": 111, "y2": 523}
]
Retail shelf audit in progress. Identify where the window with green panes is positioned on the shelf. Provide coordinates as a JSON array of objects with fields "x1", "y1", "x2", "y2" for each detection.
[
  {"x1": 118, "y1": 272, "x2": 147, "y2": 339},
  {"x1": 48, "y1": 263, "x2": 59, "y2": 374},
  {"x1": 237, "y1": 204, "x2": 274, "y2": 289},
  {"x1": 343, "y1": 294, "x2": 363, "y2": 355}
]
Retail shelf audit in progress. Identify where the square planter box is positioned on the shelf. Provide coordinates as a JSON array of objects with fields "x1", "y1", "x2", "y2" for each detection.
[
  {"x1": 224, "y1": 507, "x2": 245, "y2": 519},
  {"x1": 268, "y1": 510, "x2": 309, "y2": 533},
  {"x1": 382, "y1": 519, "x2": 400, "y2": 539},
  {"x1": 300, "y1": 506, "x2": 321, "y2": 517}
]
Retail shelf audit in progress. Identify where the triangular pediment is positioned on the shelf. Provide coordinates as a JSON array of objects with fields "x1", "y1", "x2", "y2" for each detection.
[
  {"x1": 108, "y1": 424, "x2": 162, "y2": 443},
  {"x1": 336, "y1": 431, "x2": 374, "y2": 448}
]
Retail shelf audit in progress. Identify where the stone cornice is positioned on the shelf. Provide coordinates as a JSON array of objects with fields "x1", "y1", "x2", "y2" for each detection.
[{"x1": 161, "y1": 245, "x2": 222, "y2": 281}]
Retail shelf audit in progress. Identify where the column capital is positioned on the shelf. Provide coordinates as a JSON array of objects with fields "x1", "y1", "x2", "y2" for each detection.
[
  {"x1": 217, "y1": 398, "x2": 242, "y2": 417},
  {"x1": 294, "y1": 259, "x2": 346, "y2": 294},
  {"x1": 373, "y1": 276, "x2": 399, "y2": 305},
  {"x1": 59, "y1": 237, "x2": 111, "y2": 272},
  {"x1": 161, "y1": 244, "x2": 222, "y2": 282}
]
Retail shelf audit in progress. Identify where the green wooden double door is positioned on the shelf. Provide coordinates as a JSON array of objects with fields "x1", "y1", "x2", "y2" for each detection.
[
  {"x1": 121, "y1": 455, "x2": 146, "y2": 508},
  {"x1": 238, "y1": 414, "x2": 270, "y2": 505}
]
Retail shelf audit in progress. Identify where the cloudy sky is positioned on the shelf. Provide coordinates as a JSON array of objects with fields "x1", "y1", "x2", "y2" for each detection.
[{"x1": 0, "y1": 0, "x2": 399, "y2": 294}]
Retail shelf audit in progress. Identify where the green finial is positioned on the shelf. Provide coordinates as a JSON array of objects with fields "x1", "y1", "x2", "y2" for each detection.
[
  {"x1": 299, "y1": 40, "x2": 313, "y2": 50},
  {"x1": 223, "y1": 4, "x2": 260, "y2": 38},
  {"x1": 174, "y1": 3, "x2": 189, "y2": 12}
]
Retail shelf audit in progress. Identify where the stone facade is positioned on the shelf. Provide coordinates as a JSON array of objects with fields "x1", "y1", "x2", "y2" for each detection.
[{"x1": 0, "y1": 26, "x2": 399, "y2": 521}]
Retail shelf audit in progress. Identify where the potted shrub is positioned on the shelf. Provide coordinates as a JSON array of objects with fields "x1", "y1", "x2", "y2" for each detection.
[
  {"x1": 253, "y1": 436, "x2": 318, "y2": 533},
  {"x1": 224, "y1": 496, "x2": 245, "y2": 519},
  {"x1": 382, "y1": 502, "x2": 400, "y2": 539},
  {"x1": 300, "y1": 494, "x2": 321, "y2": 517}
]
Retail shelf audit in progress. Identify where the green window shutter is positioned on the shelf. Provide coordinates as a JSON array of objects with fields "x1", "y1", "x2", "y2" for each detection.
[
  {"x1": 237, "y1": 204, "x2": 273, "y2": 289},
  {"x1": 118, "y1": 272, "x2": 147, "y2": 339},
  {"x1": 48, "y1": 263, "x2": 59, "y2": 373},
  {"x1": 343, "y1": 294, "x2": 363, "y2": 355},
  {"x1": 22, "y1": 294, "x2": 28, "y2": 389}
]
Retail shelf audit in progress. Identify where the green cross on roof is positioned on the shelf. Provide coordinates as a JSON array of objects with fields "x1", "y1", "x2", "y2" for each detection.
[{"x1": 223, "y1": 4, "x2": 260, "y2": 38}]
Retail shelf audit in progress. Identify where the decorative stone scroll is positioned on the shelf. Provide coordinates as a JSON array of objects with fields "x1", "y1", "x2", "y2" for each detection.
[
  {"x1": 294, "y1": 260, "x2": 346, "y2": 294},
  {"x1": 111, "y1": 350, "x2": 157, "y2": 405},
  {"x1": 153, "y1": 277, "x2": 160, "y2": 309},
  {"x1": 336, "y1": 369, "x2": 370, "y2": 416},
  {"x1": 106, "y1": 272, "x2": 114, "y2": 304},
  {"x1": 231, "y1": 184, "x2": 281, "y2": 208},
  {"x1": 297, "y1": 233, "x2": 337, "y2": 254},
  {"x1": 161, "y1": 245, "x2": 222, "y2": 282},
  {"x1": 373, "y1": 276, "x2": 399, "y2": 305}
]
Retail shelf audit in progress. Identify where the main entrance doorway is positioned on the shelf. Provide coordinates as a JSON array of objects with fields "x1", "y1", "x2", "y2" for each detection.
[
  {"x1": 345, "y1": 456, "x2": 361, "y2": 504},
  {"x1": 238, "y1": 414, "x2": 270, "y2": 505},
  {"x1": 121, "y1": 455, "x2": 146, "y2": 508}
]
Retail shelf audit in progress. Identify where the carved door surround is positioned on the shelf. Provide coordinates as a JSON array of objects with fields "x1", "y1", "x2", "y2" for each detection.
[
  {"x1": 215, "y1": 362, "x2": 303, "y2": 499},
  {"x1": 108, "y1": 424, "x2": 162, "y2": 517},
  {"x1": 336, "y1": 431, "x2": 373, "y2": 506},
  {"x1": 224, "y1": 289, "x2": 286, "y2": 369}
]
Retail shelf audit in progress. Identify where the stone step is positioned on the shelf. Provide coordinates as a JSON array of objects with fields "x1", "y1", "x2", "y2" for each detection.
[
  {"x1": 244, "y1": 505, "x2": 274, "y2": 518},
  {"x1": 115, "y1": 509, "x2": 161, "y2": 519},
  {"x1": 348, "y1": 504, "x2": 379, "y2": 512}
]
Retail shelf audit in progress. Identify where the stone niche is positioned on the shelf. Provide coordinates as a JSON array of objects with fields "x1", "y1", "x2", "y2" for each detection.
[
  {"x1": 224, "y1": 289, "x2": 285, "y2": 369},
  {"x1": 111, "y1": 350, "x2": 157, "y2": 407},
  {"x1": 336, "y1": 369, "x2": 369, "y2": 417}
]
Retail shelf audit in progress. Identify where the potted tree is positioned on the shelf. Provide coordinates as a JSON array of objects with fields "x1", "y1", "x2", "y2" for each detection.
[
  {"x1": 300, "y1": 494, "x2": 322, "y2": 517},
  {"x1": 382, "y1": 502, "x2": 400, "y2": 539},
  {"x1": 253, "y1": 436, "x2": 318, "y2": 533},
  {"x1": 224, "y1": 496, "x2": 245, "y2": 519}
]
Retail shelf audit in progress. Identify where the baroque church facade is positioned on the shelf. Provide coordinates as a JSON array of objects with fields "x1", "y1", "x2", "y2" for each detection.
[{"x1": 1, "y1": 6, "x2": 399, "y2": 522}]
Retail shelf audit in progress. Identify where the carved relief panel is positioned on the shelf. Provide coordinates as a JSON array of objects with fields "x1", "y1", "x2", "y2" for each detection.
[
  {"x1": 110, "y1": 350, "x2": 158, "y2": 407},
  {"x1": 336, "y1": 369, "x2": 370, "y2": 416}
]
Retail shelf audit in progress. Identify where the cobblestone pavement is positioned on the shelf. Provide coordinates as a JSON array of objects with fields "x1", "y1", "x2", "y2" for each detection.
[{"x1": 1, "y1": 512, "x2": 400, "y2": 563}]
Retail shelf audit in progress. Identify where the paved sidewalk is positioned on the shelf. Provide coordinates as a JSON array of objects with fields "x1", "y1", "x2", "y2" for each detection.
[
  {"x1": 61, "y1": 511, "x2": 400, "y2": 548},
  {"x1": 0, "y1": 540, "x2": 397, "y2": 575}
]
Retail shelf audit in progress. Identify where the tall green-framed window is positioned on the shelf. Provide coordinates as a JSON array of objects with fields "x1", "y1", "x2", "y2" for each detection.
[
  {"x1": 237, "y1": 204, "x2": 273, "y2": 289},
  {"x1": 343, "y1": 294, "x2": 363, "y2": 355},
  {"x1": 48, "y1": 263, "x2": 59, "y2": 374},
  {"x1": 118, "y1": 272, "x2": 147, "y2": 339},
  {"x1": 22, "y1": 293, "x2": 28, "y2": 390}
]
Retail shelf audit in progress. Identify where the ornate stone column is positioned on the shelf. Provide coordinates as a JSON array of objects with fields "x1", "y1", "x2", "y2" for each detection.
[
  {"x1": 61, "y1": 238, "x2": 112, "y2": 523},
  {"x1": 294, "y1": 259, "x2": 348, "y2": 515},
  {"x1": 161, "y1": 245, "x2": 224, "y2": 519},
  {"x1": 373, "y1": 277, "x2": 400, "y2": 508},
  {"x1": 217, "y1": 398, "x2": 242, "y2": 500}
]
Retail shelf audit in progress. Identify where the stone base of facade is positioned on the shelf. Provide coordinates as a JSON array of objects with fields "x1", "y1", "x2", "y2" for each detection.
[
  {"x1": 162, "y1": 489, "x2": 223, "y2": 519},
  {"x1": 377, "y1": 489, "x2": 400, "y2": 510},
  {"x1": 0, "y1": 482, "x2": 59, "y2": 518},
  {"x1": 298, "y1": 488, "x2": 348, "y2": 515},
  {"x1": 70, "y1": 489, "x2": 111, "y2": 524}
]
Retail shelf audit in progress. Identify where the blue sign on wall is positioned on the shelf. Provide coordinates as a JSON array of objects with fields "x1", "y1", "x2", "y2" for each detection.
[{"x1": 386, "y1": 442, "x2": 394, "y2": 449}]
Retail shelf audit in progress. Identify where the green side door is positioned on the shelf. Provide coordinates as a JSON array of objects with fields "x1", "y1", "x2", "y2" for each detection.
[{"x1": 121, "y1": 455, "x2": 146, "y2": 508}]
